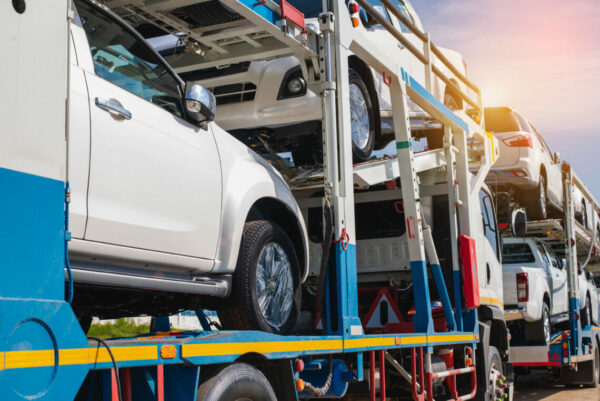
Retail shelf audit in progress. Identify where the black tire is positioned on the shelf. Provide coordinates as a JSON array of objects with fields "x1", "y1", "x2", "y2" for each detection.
[
  {"x1": 218, "y1": 220, "x2": 301, "y2": 334},
  {"x1": 196, "y1": 363, "x2": 277, "y2": 401},
  {"x1": 528, "y1": 175, "x2": 548, "y2": 220},
  {"x1": 426, "y1": 94, "x2": 459, "y2": 150},
  {"x1": 581, "y1": 296, "x2": 592, "y2": 329},
  {"x1": 348, "y1": 68, "x2": 375, "y2": 162},
  {"x1": 181, "y1": 1, "x2": 240, "y2": 27},
  {"x1": 584, "y1": 343, "x2": 600, "y2": 388},
  {"x1": 527, "y1": 303, "x2": 551, "y2": 345},
  {"x1": 476, "y1": 346, "x2": 504, "y2": 401}
]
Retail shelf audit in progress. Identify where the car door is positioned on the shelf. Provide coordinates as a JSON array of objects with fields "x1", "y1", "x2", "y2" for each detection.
[
  {"x1": 73, "y1": 1, "x2": 222, "y2": 268},
  {"x1": 530, "y1": 123, "x2": 563, "y2": 206},
  {"x1": 542, "y1": 242, "x2": 568, "y2": 315},
  {"x1": 478, "y1": 190, "x2": 503, "y2": 306}
]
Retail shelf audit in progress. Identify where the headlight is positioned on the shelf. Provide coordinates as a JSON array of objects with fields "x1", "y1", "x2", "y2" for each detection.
[
  {"x1": 277, "y1": 66, "x2": 307, "y2": 99},
  {"x1": 287, "y1": 77, "x2": 306, "y2": 94}
]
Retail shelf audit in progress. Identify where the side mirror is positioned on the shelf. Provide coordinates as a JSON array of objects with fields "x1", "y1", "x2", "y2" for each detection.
[
  {"x1": 561, "y1": 258, "x2": 567, "y2": 269},
  {"x1": 511, "y1": 208, "x2": 527, "y2": 237},
  {"x1": 185, "y1": 83, "x2": 216, "y2": 123},
  {"x1": 553, "y1": 152, "x2": 560, "y2": 164},
  {"x1": 587, "y1": 271, "x2": 594, "y2": 281}
]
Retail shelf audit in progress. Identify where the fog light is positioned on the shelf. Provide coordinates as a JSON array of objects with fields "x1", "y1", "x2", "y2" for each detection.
[{"x1": 287, "y1": 77, "x2": 306, "y2": 94}]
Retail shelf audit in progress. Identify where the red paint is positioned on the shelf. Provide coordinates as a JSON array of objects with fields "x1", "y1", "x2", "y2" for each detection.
[{"x1": 157, "y1": 364, "x2": 164, "y2": 401}]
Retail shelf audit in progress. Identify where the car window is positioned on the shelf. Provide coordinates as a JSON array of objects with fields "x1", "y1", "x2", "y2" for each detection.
[
  {"x1": 388, "y1": 0, "x2": 415, "y2": 32},
  {"x1": 502, "y1": 243, "x2": 535, "y2": 264},
  {"x1": 514, "y1": 113, "x2": 531, "y2": 133},
  {"x1": 308, "y1": 199, "x2": 406, "y2": 242},
  {"x1": 479, "y1": 190, "x2": 499, "y2": 259},
  {"x1": 288, "y1": 0, "x2": 322, "y2": 18},
  {"x1": 535, "y1": 241, "x2": 551, "y2": 269},
  {"x1": 484, "y1": 108, "x2": 520, "y2": 133},
  {"x1": 75, "y1": 0, "x2": 184, "y2": 118},
  {"x1": 542, "y1": 242, "x2": 559, "y2": 268},
  {"x1": 529, "y1": 123, "x2": 553, "y2": 155}
]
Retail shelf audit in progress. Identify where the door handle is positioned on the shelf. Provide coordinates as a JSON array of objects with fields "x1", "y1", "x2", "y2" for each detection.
[{"x1": 95, "y1": 97, "x2": 132, "y2": 120}]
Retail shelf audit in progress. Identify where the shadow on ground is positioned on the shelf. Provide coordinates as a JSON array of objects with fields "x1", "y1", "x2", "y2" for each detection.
[{"x1": 514, "y1": 369, "x2": 600, "y2": 401}]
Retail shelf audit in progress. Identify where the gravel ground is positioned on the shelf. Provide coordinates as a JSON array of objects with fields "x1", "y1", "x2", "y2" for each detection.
[{"x1": 514, "y1": 369, "x2": 600, "y2": 401}]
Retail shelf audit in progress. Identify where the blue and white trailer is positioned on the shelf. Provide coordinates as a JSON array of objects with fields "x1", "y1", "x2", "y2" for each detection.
[{"x1": 1, "y1": 1, "x2": 511, "y2": 400}]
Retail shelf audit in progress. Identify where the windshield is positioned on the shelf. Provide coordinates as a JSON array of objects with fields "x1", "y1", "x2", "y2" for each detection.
[
  {"x1": 484, "y1": 108, "x2": 520, "y2": 134},
  {"x1": 502, "y1": 243, "x2": 535, "y2": 264}
]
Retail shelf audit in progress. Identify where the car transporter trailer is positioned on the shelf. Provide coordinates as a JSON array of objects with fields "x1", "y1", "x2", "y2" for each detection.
[
  {"x1": 1, "y1": 0, "x2": 511, "y2": 400},
  {"x1": 506, "y1": 165, "x2": 600, "y2": 385}
]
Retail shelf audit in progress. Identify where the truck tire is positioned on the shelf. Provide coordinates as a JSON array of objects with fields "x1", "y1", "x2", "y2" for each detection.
[
  {"x1": 527, "y1": 303, "x2": 551, "y2": 345},
  {"x1": 197, "y1": 363, "x2": 277, "y2": 401},
  {"x1": 476, "y1": 346, "x2": 505, "y2": 401},
  {"x1": 527, "y1": 176, "x2": 547, "y2": 220},
  {"x1": 349, "y1": 68, "x2": 376, "y2": 162},
  {"x1": 219, "y1": 220, "x2": 301, "y2": 335},
  {"x1": 584, "y1": 344, "x2": 600, "y2": 388}
]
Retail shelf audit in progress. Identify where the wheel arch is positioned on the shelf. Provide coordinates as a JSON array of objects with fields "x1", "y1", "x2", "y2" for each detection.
[{"x1": 246, "y1": 197, "x2": 307, "y2": 281}]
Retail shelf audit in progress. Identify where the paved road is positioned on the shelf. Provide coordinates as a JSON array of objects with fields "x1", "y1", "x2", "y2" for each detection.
[{"x1": 514, "y1": 369, "x2": 600, "y2": 401}]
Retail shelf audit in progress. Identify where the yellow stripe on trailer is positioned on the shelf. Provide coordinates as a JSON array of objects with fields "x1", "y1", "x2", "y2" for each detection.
[
  {"x1": 0, "y1": 352, "x2": 4, "y2": 370},
  {"x1": 344, "y1": 337, "x2": 397, "y2": 349},
  {"x1": 429, "y1": 334, "x2": 477, "y2": 344},
  {"x1": 5, "y1": 349, "x2": 55, "y2": 369},
  {"x1": 182, "y1": 339, "x2": 343, "y2": 358},
  {"x1": 480, "y1": 296, "x2": 504, "y2": 308}
]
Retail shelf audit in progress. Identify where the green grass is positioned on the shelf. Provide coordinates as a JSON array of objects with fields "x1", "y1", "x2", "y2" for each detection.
[{"x1": 87, "y1": 318, "x2": 150, "y2": 340}]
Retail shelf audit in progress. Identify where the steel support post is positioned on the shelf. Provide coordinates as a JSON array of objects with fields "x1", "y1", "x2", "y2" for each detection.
[
  {"x1": 563, "y1": 165, "x2": 580, "y2": 354},
  {"x1": 389, "y1": 74, "x2": 432, "y2": 335}
]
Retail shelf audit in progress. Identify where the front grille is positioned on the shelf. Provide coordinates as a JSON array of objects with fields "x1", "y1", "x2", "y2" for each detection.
[
  {"x1": 210, "y1": 82, "x2": 257, "y2": 105},
  {"x1": 179, "y1": 62, "x2": 251, "y2": 81}
]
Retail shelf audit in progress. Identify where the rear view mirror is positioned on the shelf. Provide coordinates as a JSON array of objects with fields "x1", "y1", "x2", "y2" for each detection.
[
  {"x1": 511, "y1": 208, "x2": 527, "y2": 237},
  {"x1": 553, "y1": 152, "x2": 561, "y2": 164},
  {"x1": 587, "y1": 271, "x2": 594, "y2": 281},
  {"x1": 185, "y1": 83, "x2": 216, "y2": 123}
]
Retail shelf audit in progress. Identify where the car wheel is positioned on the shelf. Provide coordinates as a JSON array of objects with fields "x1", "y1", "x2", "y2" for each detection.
[
  {"x1": 426, "y1": 94, "x2": 460, "y2": 150},
  {"x1": 219, "y1": 220, "x2": 301, "y2": 334},
  {"x1": 348, "y1": 68, "x2": 375, "y2": 162},
  {"x1": 180, "y1": 1, "x2": 240, "y2": 27},
  {"x1": 528, "y1": 175, "x2": 547, "y2": 220},
  {"x1": 532, "y1": 303, "x2": 551, "y2": 345},
  {"x1": 581, "y1": 296, "x2": 592, "y2": 329},
  {"x1": 196, "y1": 363, "x2": 277, "y2": 401}
]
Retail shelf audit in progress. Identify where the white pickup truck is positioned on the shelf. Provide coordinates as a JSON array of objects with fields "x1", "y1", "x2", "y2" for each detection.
[
  {"x1": 502, "y1": 238, "x2": 568, "y2": 345},
  {"x1": 502, "y1": 237, "x2": 600, "y2": 344}
]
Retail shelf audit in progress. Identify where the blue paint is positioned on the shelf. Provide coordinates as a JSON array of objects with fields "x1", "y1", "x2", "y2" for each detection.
[
  {"x1": 298, "y1": 359, "x2": 349, "y2": 398},
  {"x1": 400, "y1": 68, "x2": 469, "y2": 133},
  {"x1": 238, "y1": 0, "x2": 281, "y2": 25},
  {"x1": 195, "y1": 310, "x2": 213, "y2": 331},
  {"x1": 453, "y1": 270, "x2": 463, "y2": 331},
  {"x1": 0, "y1": 168, "x2": 89, "y2": 401},
  {"x1": 431, "y1": 264, "x2": 456, "y2": 331},
  {"x1": 410, "y1": 260, "x2": 433, "y2": 334},
  {"x1": 569, "y1": 296, "x2": 580, "y2": 355}
]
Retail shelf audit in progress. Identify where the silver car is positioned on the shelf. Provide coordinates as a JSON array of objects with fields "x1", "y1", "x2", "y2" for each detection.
[{"x1": 484, "y1": 107, "x2": 563, "y2": 220}]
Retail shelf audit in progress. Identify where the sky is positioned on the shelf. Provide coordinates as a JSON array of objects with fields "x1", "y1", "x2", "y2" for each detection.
[{"x1": 409, "y1": 0, "x2": 600, "y2": 199}]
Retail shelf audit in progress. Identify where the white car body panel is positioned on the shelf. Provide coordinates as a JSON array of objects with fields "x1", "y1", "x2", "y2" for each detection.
[
  {"x1": 185, "y1": 1, "x2": 466, "y2": 136},
  {"x1": 66, "y1": 4, "x2": 308, "y2": 291},
  {"x1": 502, "y1": 238, "x2": 568, "y2": 322}
]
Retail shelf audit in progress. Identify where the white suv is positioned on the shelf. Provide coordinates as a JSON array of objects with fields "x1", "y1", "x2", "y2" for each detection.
[
  {"x1": 160, "y1": 0, "x2": 467, "y2": 163},
  {"x1": 484, "y1": 107, "x2": 564, "y2": 220},
  {"x1": 68, "y1": 0, "x2": 308, "y2": 334}
]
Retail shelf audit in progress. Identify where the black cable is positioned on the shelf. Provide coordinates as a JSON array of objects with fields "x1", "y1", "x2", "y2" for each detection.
[{"x1": 88, "y1": 337, "x2": 123, "y2": 401}]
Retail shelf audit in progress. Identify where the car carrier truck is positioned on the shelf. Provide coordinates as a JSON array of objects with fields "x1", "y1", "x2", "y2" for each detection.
[{"x1": 1, "y1": 0, "x2": 523, "y2": 400}]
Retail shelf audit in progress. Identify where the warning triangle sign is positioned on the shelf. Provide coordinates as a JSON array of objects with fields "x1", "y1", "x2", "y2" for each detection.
[{"x1": 364, "y1": 288, "x2": 404, "y2": 330}]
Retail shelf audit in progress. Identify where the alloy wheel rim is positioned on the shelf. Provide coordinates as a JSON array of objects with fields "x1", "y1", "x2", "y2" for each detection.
[
  {"x1": 544, "y1": 310, "x2": 551, "y2": 344},
  {"x1": 256, "y1": 242, "x2": 294, "y2": 329},
  {"x1": 349, "y1": 83, "x2": 370, "y2": 150}
]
